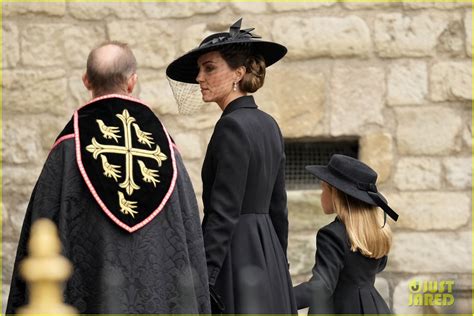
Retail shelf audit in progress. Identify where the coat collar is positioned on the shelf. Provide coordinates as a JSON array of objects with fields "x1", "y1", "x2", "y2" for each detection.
[{"x1": 222, "y1": 95, "x2": 257, "y2": 117}]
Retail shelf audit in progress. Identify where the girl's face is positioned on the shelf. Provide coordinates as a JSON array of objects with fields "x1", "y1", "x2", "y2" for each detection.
[
  {"x1": 196, "y1": 51, "x2": 239, "y2": 107},
  {"x1": 321, "y1": 181, "x2": 335, "y2": 214}
]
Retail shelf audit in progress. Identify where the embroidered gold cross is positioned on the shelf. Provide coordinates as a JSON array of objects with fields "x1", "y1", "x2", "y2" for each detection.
[{"x1": 86, "y1": 109, "x2": 167, "y2": 197}]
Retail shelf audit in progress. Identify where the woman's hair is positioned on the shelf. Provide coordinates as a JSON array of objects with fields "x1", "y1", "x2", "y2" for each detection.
[
  {"x1": 217, "y1": 44, "x2": 266, "y2": 93},
  {"x1": 329, "y1": 184, "x2": 392, "y2": 259}
]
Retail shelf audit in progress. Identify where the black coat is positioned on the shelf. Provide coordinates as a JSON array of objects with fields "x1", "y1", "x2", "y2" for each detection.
[
  {"x1": 201, "y1": 96, "x2": 297, "y2": 314},
  {"x1": 294, "y1": 217, "x2": 391, "y2": 314},
  {"x1": 6, "y1": 96, "x2": 210, "y2": 314}
]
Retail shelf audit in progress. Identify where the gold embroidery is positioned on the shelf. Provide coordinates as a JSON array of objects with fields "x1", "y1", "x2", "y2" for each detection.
[
  {"x1": 86, "y1": 109, "x2": 169, "y2": 219},
  {"x1": 133, "y1": 123, "x2": 155, "y2": 148},
  {"x1": 96, "y1": 119, "x2": 121, "y2": 143},
  {"x1": 100, "y1": 155, "x2": 121, "y2": 181},
  {"x1": 118, "y1": 191, "x2": 138, "y2": 218},
  {"x1": 138, "y1": 160, "x2": 160, "y2": 187}
]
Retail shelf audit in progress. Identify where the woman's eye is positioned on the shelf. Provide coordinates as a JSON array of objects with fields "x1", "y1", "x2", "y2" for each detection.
[{"x1": 205, "y1": 66, "x2": 215, "y2": 72}]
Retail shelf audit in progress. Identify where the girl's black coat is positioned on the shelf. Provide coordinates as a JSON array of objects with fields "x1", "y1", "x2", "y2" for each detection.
[
  {"x1": 294, "y1": 217, "x2": 391, "y2": 314},
  {"x1": 201, "y1": 96, "x2": 297, "y2": 314}
]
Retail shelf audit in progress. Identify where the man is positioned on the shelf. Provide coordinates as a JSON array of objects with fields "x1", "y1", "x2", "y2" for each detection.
[{"x1": 6, "y1": 41, "x2": 210, "y2": 314}]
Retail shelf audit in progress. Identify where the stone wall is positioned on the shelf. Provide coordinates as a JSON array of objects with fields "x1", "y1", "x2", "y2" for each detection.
[{"x1": 2, "y1": 2, "x2": 472, "y2": 314}]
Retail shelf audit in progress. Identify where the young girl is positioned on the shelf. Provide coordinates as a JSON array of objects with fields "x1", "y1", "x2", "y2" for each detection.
[{"x1": 294, "y1": 154, "x2": 399, "y2": 314}]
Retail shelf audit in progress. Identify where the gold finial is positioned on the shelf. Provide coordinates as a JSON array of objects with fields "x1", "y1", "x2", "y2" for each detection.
[{"x1": 18, "y1": 218, "x2": 77, "y2": 314}]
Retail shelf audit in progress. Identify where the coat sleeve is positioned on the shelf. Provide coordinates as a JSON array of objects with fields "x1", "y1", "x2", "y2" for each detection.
[
  {"x1": 293, "y1": 225, "x2": 346, "y2": 313},
  {"x1": 269, "y1": 152, "x2": 288, "y2": 255},
  {"x1": 202, "y1": 117, "x2": 250, "y2": 286},
  {"x1": 6, "y1": 143, "x2": 66, "y2": 314}
]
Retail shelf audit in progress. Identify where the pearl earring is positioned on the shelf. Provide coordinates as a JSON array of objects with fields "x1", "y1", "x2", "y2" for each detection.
[{"x1": 233, "y1": 82, "x2": 237, "y2": 91}]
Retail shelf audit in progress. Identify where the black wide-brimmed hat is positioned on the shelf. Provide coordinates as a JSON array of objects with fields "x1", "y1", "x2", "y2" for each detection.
[
  {"x1": 306, "y1": 154, "x2": 399, "y2": 222},
  {"x1": 166, "y1": 18, "x2": 288, "y2": 84}
]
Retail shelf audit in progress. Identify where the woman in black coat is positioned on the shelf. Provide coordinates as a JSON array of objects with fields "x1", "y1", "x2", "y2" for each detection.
[
  {"x1": 166, "y1": 19, "x2": 296, "y2": 314},
  {"x1": 294, "y1": 154, "x2": 399, "y2": 314}
]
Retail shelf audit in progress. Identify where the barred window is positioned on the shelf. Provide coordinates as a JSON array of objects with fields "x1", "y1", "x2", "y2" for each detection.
[{"x1": 284, "y1": 139, "x2": 359, "y2": 190}]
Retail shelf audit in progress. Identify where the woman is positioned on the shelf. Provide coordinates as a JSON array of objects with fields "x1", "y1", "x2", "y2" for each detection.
[{"x1": 166, "y1": 19, "x2": 296, "y2": 314}]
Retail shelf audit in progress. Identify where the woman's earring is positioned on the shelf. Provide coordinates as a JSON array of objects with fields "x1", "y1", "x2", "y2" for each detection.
[{"x1": 233, "y1": 82, "x2": 237, "y2": 91}]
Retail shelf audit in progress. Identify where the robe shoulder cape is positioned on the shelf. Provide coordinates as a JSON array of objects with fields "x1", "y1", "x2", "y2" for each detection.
[{"x1": 6, "y1": 95, "x2": 211, "y2": 314}]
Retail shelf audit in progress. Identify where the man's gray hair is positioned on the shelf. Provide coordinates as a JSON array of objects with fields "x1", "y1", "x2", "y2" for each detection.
[{"x1": 86, "y1": 41, "x2": 137, "y2": 95}]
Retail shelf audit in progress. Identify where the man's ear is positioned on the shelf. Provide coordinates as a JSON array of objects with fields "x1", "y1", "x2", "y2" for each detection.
[
  {"x1": 127, "y1": 73, "x2": 138, "y2": 94},
  {"x1": 82, "y1": 73, "x2": 92, "y2": 91}
]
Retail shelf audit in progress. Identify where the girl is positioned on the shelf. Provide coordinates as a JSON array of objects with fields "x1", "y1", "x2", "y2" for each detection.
[{"x1": 294, "y1": 154, "x2": 399, "y2": 314}]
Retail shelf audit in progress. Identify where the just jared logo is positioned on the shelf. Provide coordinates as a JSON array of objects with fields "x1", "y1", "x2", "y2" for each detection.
[{"x1": 408, "y1": 279, "x2": 455, "y2": 306}]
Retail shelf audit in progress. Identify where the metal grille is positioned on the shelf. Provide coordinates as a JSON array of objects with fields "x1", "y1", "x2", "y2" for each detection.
[{"x1": 285, "y1": 140, "x2": 359, "y2": 190}]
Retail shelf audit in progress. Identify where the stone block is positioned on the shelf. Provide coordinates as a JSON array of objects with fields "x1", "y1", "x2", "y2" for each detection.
[
  {"x1": 63, "y1": 26, "x2": 107, "y2": 68},
  {"x1": 270, "y1": 2, "x2": 336, "y2": 11},
  {"x1": 231, "y1": 2, "x2": 267, "y2": 13},
  {"x1": 3, "y1": 22, "x2": 19, "y2": 68},
  {"x1": 2, "y1": 284, "x2": 9, "y2": 315},
  {"x1": 387, "y1": 192, "x2": 470, "y2": 230},
  {"x1": 107, "y1": 21, "x2": 176, "y2": 69},
  {"x1": 273, "y1": 16, "x2": 370, "y2": 59},
  {"x1": 137, "y1": 70, "x2": 179, "y2": 116},
  {"x1": 443, "y1": 157, "x2": 472, "y2": 189},
  {"x1": 255, "y1": 62, "x2": 326, "y2": 138},
  {"x1": 437, "y1": 20, "x2": 465, "y2": 56},
  {"x1": 171, "y1": 105, "x2": 222, "y2": 131},
  {"x1": 330, "y1": 66, "x2": 385, "y2": 136},
  {"x1": 3, "y1": 116, "x2": 46, "y2": 164},
  {"x1": 4, "y1": 2, "x2": 65, "y2": 16},
  {"x1": 181, "y1": 160, "x2": 204, "y2": 198},
  {"x1": 462, "y1": 122, "x2": 472, "y2": 149},
  {"x1": 3, "y1": 69, "x2": 67, "y2": 116},
  {"x1": 287, "y1": 190, "x2": 326, "y2": 232},
  {"x1": 21, "y1": 24, "x2": 105, "y2": 68},
  {"x1": 2, "y1": 241, "x2": 19, "y2": 284},
  {"x1": 142, "y1": 2, "x2": 223, "y2": 19},
  {"x1": 67, "y1": 70, "x2": 90, "y2": 113},
  {"x1": 359, "y1": 132, "x2": 393, "y2": 183},
  {"x1": 404, "y1": 1, "x2": 472, "y2": 9},
  {"x1": 388, "y1": 231, "x2": 471, "y2": 273},
  {"x1": 342, "y1": 2, "x2": 399, "y2": 9},
  {"x1": 394, "y1": 158, "x2": 441, "y2": 190},
  {"x1": 396, "y1": 107, "x2": 462, "y2": 155},
  {"x1": 387, "y1": 61, "x2": 427, "y2": 106},
  {"x1": 179, "y1": 23, "x2": 213, "y2": 56},
  {"x1": 375, "y1": 13, "x2": 448, "y2": 57},
  {"x1": 173, "y1": 132, "x2": 204, "y2": 160},
  {"x1": 465, "y1": 11, "x2": 472, "y2": 57},
  {"x1": 288, "y1": 233, "x2": 317, "y2": 277},
  {"x1": 3, "y1": 164, "x2": 43, "y2": 189},
  {"x1": 69, "y1": 2, "x2": 143, "y2": 20},
  {"x1": 430, "y1": 62, "x2": 472, "y2": 101}
]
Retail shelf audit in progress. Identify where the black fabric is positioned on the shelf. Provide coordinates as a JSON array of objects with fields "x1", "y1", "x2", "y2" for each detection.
[
  {"x1": 201, "y1": 95, "x2": 297, "y2": 314},
  {"x1": 6, "y1": 97, "x2": 210, "y2": 314},
  {"x1": 166, "y1": 19, "x2": 287, "y2": 84},
  {"x1": 305, "y1": 154, "x2": 398, "y2": 222},
  {"x1": 294, "y1": 218, "x2": 391, "y2": 314},
  {"x1": 77, "y1": 97, "x2": 174, "y2": 230}
]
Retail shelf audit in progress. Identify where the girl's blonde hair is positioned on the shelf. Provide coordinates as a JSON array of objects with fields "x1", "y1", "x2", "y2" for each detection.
[{"x1": 329, "y1": 184, "x2": 392, "y2": 259}]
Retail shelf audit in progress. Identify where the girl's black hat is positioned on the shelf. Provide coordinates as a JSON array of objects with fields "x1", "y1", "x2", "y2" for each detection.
[
  {"x1": 306, "y1": 154, "x2": 399, "y2": 222},
  {"x1": 166, "y1": 18, "x2": 287, "y2": 84}
]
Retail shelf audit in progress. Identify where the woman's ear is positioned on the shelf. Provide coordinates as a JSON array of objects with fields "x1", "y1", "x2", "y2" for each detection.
[{"x1": 235, "y1": 66, "x2": 246, "y2": 82}]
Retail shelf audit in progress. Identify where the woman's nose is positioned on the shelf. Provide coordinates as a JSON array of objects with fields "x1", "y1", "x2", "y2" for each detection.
[{"x1": 196, "y1": 70, "x2": 203, "y2": 83}]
